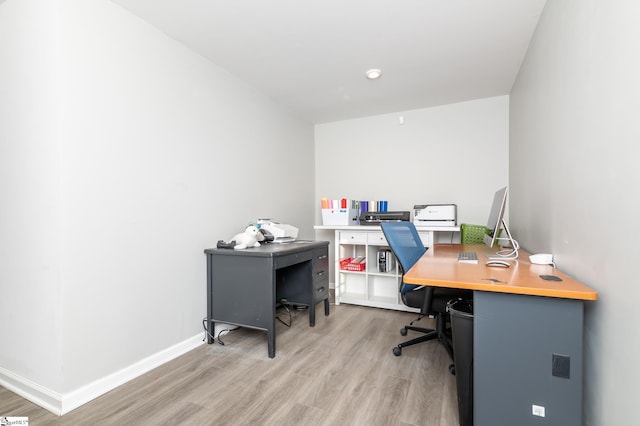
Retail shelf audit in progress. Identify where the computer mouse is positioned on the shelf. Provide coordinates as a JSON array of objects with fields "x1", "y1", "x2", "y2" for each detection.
[{"x1": 486, "y1": 260, "x2": 510, "y2": 268}]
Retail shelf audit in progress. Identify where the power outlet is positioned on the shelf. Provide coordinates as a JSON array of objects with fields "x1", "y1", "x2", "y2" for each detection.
[
  {"x1": 552, "y1": 353, "x2": 571, "y2": 378},
  {"x1": 532, "y1": 404, "x2": 546, "y2": 417}
]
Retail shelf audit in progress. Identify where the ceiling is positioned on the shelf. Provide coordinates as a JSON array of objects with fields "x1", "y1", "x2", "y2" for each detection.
[{"x1": 110, "y1": 0, "x2": 547, "y2": 124}]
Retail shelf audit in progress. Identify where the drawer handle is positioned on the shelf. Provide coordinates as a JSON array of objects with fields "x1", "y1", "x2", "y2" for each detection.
[
  {"x1": 317, "y1": 271, "x2": 326, "y2": 276},
  {"x1": 317, "y1": 255, "x2": 327, "y2": 260},
  {"x1": 317, "y1": 286, "x2": 325, "y2": 293}
]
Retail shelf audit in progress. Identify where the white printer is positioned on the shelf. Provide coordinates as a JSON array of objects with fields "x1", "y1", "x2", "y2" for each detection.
[
  {"x1": 257, "y1": 219, "x2": 299, "y2": 243},
  {"x1": 413, "y1": 204, "x2": 457, "y2": 227}
]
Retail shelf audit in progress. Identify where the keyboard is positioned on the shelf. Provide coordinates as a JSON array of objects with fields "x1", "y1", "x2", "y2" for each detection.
[{"x1": 458, "y1": 251, "x2": 478, "y2": 264}]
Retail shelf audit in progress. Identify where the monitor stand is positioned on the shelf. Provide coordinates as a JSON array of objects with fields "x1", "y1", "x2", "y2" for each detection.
[{"x1": 487, "y1": 219, "x2": 519, "y2": 260}]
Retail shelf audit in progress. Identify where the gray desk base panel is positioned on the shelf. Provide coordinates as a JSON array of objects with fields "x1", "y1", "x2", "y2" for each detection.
[{"x1": 474, "y1": 291, "x2": 583, "y2": 426}]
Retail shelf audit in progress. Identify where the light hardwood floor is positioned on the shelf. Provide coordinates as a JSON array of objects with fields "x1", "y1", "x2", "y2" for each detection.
[{"x1": 1, "y1": 300, "x2": 459, "y2": 425}]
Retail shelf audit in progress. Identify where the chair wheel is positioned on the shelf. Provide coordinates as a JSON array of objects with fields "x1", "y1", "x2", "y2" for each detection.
[
  {"x1": 449, "y1": 363, "x2": 456, "y2": 375},
  {"x1": 393, "y1": 346, "x2": 402, "y2": 356},
  {"x1": 400, "y1": 327, "x2": 408, "y2": 336}
]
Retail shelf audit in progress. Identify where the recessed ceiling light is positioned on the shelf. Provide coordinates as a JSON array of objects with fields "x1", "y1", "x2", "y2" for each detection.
[{"x1": 366, "y1": 68, "x2": 382, "y2": 80}]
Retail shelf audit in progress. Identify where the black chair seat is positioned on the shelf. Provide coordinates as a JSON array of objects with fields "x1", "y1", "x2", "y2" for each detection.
[{"x1": 402, "y1": 287, "x2": 470, "y2": 313}]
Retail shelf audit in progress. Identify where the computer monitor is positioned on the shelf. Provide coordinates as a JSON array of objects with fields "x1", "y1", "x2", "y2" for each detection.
[{"x1": 483, "y1": 186, "x2": 519, "y2": 258}]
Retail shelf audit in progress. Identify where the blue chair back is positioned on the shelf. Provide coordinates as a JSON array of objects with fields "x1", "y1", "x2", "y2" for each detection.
[{"x1": 380, "y1": 222, "x2": 426, "y2": 294}]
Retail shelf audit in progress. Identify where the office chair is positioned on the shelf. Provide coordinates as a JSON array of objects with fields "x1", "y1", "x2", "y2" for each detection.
[{"x1": 381, "y1": 222, "x2": 472, "y2": 364}]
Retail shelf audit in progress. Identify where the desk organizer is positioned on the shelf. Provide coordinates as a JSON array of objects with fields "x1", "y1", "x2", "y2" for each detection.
[
  {"x1": 322, "y1": 208, "x2": 359, "y2": 226},
  {"x1": 340, "y1": 257, "x2": 366, "y2": 271}
]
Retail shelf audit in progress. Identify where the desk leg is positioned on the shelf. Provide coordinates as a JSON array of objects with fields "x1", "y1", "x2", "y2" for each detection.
[
  {"x1": 208, "y1": 320, "x2": 215, "y2": 344},
  {"x1": 309, "y1": 303, "x2": 316, "y2": 327},
  {"x1": 309, "y1": 298, "x2": 330, "y2": 327},
  {"x1": 267, "y1": 317, "x2": 276, "y2": 358},
  {"x1": 206, "y1": 254, "x2": 214, "y2": 344}
]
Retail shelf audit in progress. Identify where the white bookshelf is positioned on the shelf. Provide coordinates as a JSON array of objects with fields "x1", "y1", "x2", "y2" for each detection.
[{"x1": 315, "y1": 225, "x2": 459, "y2": 312}]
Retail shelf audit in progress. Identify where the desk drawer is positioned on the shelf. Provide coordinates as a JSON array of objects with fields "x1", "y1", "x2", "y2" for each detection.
[
  {"x1": 367, "y1": 232, "x2": 388, "y2": 246},
  {"x1": 274, "y1": 251, "x2": 313, "y2": 269},
  {"x1": 338, "y1": 231, "x2": 367, "y2": 244},
  {"x1": 313, "y1": 273, "x2": 329, "y2": 301},
  {"x1": 312, "y1": 246, "x2": 329, "y2": 301},
  {"x1": 312, "y1": 248, "x2": 329, "y2": 274}
]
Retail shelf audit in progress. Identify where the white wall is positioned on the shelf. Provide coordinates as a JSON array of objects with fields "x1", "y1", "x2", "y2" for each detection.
[
  {"x1": 314, "y1": 97, "x2": 509, "y2": 284},
  {"x1": 510, "y1": 0, "x2": 640, "y2": 424},
  {"x1": 0, "y1": 0, "x2": 314, "y2": 413},
  {"x1": 0, "y1": 0, "x2": 64, "y2": 396},
  {"x1": 315, "y1": 96, "x2": 509, "y2": 227}
]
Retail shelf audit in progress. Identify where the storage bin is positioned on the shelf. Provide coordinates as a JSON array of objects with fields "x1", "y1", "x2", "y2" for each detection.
[
  {"x1": 322, "y1": 208, "x2": 359, "y2": 226},
  {"x1": 460, "y1": 223, "x2": 488, "y2": 244},
  {"x1": 447, "y1": 299, "x2": 474, "y2": 426},
  {"x1": 339, "y1": 257, "x2": 366, "y2": 271},
  {"x1": 461, "y1": 223, "x2": 502, "y2": 245}
]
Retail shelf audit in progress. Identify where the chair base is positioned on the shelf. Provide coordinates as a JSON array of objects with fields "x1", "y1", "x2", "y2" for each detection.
[{"x1": 392, "y1": 313, "x2": 454, "y2": 363}]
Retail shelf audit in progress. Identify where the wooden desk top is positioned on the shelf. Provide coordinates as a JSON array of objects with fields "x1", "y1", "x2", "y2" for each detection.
[{"x1": 404, "y1": 243, "x2": 598, "y2": 301}]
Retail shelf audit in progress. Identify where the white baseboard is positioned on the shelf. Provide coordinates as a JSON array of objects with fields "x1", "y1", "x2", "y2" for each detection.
[
  {"x1": 0, "y1": 334, "x2": 204, "y2": 416},
  {"x1": 0, "y1": 366, "x2": 63, "y2": 415}
]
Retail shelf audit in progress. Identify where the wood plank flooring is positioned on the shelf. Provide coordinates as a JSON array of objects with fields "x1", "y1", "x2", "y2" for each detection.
[{"x1": 1, "y1": 300, "x2": 459, "y2": 425}]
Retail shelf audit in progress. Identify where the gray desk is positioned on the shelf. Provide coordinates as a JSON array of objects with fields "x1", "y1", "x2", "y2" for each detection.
[
  {"x1": 404, "y1": 243, "x2": 597, "y2": 426},
  {"x1": 204, "y1": 240, "x2": 330, "y2": 358}
]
